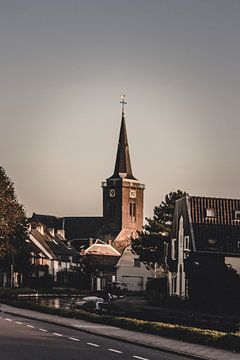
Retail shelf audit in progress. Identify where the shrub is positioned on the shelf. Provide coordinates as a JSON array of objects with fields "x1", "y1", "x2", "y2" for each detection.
[{"x1": 3, "y1": 300, "x2": 240, "y2": 353}]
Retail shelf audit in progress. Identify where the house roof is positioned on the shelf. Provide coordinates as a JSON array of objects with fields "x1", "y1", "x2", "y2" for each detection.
[
  {"x1": 31, "y1": 213, "x2": 63, "y2": 229},
  {"x1": 30, "y1": 214, "x2": 104, "y2": 241},
  {"x1": 84, "y1": 239, "x2": 121, "y2": 256},
  {"x1": 189, "y1": 196, "x2": 240, "y2": 226},
  {"x1": 173, "y1": 195, "x2": 240, "y2": 255},
  {"x1": 30, "y1": 228, "x2": 80, "y2": 262}
]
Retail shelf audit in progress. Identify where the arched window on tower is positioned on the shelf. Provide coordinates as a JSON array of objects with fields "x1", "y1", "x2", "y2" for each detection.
[
  {"x1": 129, "y1": 201, "x2": 136, "y2": 222},
  {"x1": 110, "y1": 202, "x2": 116, "y2": 222}
]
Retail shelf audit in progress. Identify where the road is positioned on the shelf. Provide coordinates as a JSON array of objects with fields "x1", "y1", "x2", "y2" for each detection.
[{"x1": 0, "y1": 312, "x2": 191, "y2": 360}]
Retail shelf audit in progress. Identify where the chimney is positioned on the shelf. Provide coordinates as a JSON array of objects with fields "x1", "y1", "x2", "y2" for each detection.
[
  {"x1": 36, "y1": 224, "x2": 44, "y2": 235},
  {"x1": 57, "y1": 229, "x2": 65, "y2": 239},
  {"x1": 48, "y1": 228, "x2": 55, "y2": 237}
]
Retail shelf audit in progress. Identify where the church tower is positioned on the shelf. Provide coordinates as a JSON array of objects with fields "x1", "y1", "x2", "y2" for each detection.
[{"x1": 102, "y1": 96, "x2": 145, "y2": 251}]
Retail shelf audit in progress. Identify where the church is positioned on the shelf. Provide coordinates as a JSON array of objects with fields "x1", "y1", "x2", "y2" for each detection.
[{"x1": 30, "y1": 98, "x2": 145, "y2": 253}]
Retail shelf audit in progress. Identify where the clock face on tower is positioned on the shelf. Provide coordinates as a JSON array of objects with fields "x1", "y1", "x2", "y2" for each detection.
[
  {"x1": 130, "y1": 190, "x2": 136, "y2": 198},
  {"x1": 109, "y1": 189, "x2": 116, "y2": 197}
]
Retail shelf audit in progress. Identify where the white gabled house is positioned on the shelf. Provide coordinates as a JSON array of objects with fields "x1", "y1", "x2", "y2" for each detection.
[
  {"x1": 116, "y1": 245, "x2": 154, "y2": 291},
  {"x1": 28, "y1": 216, "x2": 81, "y2": 285}
]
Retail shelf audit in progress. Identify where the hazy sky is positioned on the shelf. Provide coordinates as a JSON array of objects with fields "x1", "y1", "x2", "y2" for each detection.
[{"x1": 1, "y1": 0, "x2": 240, "y2": 220}]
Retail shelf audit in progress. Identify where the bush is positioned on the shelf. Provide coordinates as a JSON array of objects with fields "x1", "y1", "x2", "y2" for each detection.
[
  {"x1": 145, "y1": 278, "x2": 168, "y2": 305},
  {"x1": 3, "y1": 300, "x2": 240, "y2": 352}
]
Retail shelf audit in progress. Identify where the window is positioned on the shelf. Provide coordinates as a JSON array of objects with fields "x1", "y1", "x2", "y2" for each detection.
[
  {"x1": 183, "y1": 236, "x2": 190, "y2": 259},
  {"x1": 129, "y1": 203, "x2": 133, "y2": 216},
  {"x1": 133, "y1": 203, "x2": 136, "y2": 217},
  {"x1": 208, "y1": 239, "x2": 217, "y2": 247},
  {"x1": 171, "y1": 239, "x2": 177, "y2": 260},
  {"x1": 206, "y1": 208, "x2": 215, "y2": 217},
  {"x1": 172, "y1": 273, "x2": 177, "y2": 294},
  {"x1": 110, "y1": 202, "x2": 116, "y2": 222},
  {"x1": 237, "y1": 241, "x2": 240, "y2": 251},
  {"x1": 129, "y1": 201, "x2": 136, "y2": 222},
  {"x1": 134, "y1": 258, "x2": 141, "y2": 267},
  {"x1": 235, "y1": 211, "x2": 240, "y2": 220}
]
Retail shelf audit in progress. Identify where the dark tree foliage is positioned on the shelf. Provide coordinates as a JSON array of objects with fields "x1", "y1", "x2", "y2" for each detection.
[
  {"x1": 132, "y1": 190, "x2": 188, "y2": 272},
  {"x1": 0, "y1": 166, "x2": 29, "y2": 275},
  {"x1": 188, "y1": 260, "x2": 240, "y2": 314}
]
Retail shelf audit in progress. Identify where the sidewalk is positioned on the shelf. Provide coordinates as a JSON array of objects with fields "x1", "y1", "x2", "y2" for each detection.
[{"x1": 0, "y1": 303, "x2": 239, "y2": 360}]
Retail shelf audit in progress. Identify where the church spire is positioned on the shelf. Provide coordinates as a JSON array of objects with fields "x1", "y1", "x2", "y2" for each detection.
[{"x1": 110, "y1": 96, "x2": 137, "y2": 180}]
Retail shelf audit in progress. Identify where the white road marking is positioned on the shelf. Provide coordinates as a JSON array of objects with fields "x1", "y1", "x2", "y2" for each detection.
[
  {"x1": 69, "y1": 337, "x2": 80, "y2": 342},
  {"x1": 108, "y1": 349, "x2": 123, "y2": 354},
  {"x1": 52, "y1": 332, "x2": 63, "y2": 337},
  {"x1": 27, "y1": 325, "x2": 35, "y2": 328},
  {"x1": 5, "y1": 318, "x2": 12, "y2": 322},
  {"x1": 39, "y1": 328, "x2": 47, "y2": 332},
  {"x1": 15, "y1": 321, "x2": 23, "y2": 325},
  {"x1": 133, "y1": 356, "x2": 149, "y2": 360},
  {"x1": 87, "y1": 342, "x2": 100, "y2": 347}
]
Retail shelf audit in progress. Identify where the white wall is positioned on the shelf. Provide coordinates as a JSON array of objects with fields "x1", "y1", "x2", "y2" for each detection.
[
  {"x1": 225, "y1": 257, "x2": 240, "y2": 274},
  {"x1": 116, "y1": 246, "x2": 153, "y2": 291}
]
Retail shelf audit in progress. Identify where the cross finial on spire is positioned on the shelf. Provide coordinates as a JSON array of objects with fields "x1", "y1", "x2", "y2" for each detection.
[{"x1": 120, "y1": 94, "x2": 127, "y2": 114}]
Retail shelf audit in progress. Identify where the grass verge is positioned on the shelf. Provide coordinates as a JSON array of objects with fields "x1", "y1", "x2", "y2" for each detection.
[{"x1": 2, "y1": 300, "x2": 240, "y2": 353}]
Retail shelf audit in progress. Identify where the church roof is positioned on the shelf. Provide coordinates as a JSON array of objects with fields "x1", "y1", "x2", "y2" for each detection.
[
  {"x1": 63, "y1": 216, "x2": 104, "y2": 240},
  {"x1": 109, "y1": 112, "x2": 137, "y2": 180}
]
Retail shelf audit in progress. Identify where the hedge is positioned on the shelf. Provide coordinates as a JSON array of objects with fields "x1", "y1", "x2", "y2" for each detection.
[{"x1": 2, "y1": 300, "x2": 240, "y2": 353}]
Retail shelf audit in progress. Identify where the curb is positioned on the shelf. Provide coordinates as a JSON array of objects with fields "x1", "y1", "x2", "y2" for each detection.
[{"x1": 2, "y1": 307, "x2": 212, "y2": 360}]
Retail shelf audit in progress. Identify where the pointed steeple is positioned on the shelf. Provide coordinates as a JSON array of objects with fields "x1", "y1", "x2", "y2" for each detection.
[{"x1": 110, "y1": 97, "x2": 137, "y2": 180}]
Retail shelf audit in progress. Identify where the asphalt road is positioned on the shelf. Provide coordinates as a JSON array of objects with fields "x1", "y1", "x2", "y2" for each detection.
[{"x1": 0, "y1": 313, "x2": 191, "y2": 360}]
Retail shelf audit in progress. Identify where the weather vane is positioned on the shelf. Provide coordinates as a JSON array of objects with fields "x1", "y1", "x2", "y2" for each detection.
[{"x1": 120, "y1": 94, "x2": 127, "y2": 114}]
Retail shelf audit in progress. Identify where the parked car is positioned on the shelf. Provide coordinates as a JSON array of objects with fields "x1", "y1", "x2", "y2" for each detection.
[
  {"x1": 75, "y1": 296, "x2": 104, "y2": 311},
  {"x1": 106, "y1": 281, "x2": 128, "y2": 295}
]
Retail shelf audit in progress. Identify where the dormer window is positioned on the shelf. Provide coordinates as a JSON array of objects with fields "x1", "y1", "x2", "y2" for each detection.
[
  {"x1": 208, "y1": 239, "x2": 217, "y2": 247},
  {"x1": 206, "y1": 208, "x2": 215, "y2": 218},
  {"x1": 235, "y1": 211, "x2": 240, "y2": 220}
]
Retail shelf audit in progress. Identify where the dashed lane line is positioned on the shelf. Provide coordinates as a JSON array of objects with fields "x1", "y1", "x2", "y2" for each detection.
[
  {"x1": 108, "y1": 349, "x2": 123, "y2": 354},
  {"x1": 87, "y1": 342, "x2": 100, "y2": 347},
  {"x1": 5, "y1": 318, "x2": 12, "y2": 322},
  {"x1": 52, "y1": 332, "x2": 63, "y2": 337},
  {"x1": 15, "y1": 321, "x2": 23, "y2": 325},
  {"x1": 69, "y1": 337, "x2": 80, "y2": 342},
  {"x1": 27, "y1": 325, "x2": 35, "y2": 328},
  {"x1": 39, "y1": 328, "x2": 48, "y2": 332},
  {"x1": 133, "y1": 356, "x2": 149, "y2": 360}
]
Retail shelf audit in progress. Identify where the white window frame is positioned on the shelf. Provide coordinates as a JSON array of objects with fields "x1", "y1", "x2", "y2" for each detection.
[
  {"x1": 171, "y1": 273, "x2": 177, "y2": 294},
  {"x1": 235, "y1": 211, "x2": 240, "y2": 220},
  {"x1": 208, "y1": 239, "x2": 217, "y2": 246},
  {"x1": 206, "y1": 208, "x2": 215, "y2": 218},
  {"x1": 171, "y1": 239, "x2": 177, "y2": 260}
]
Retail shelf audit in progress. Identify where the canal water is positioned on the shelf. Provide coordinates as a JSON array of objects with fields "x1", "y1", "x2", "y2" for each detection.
[{"x1": 18, "y1": 295, "x2": 84, "y2": 310}]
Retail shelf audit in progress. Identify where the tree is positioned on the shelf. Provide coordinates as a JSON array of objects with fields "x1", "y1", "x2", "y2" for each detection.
[
  {"x1": 0, "y1": 166, "x2": 29, "y2": 284},
  {"x1": 132, "y1": 190, "x2": 188, "y2": 275}
]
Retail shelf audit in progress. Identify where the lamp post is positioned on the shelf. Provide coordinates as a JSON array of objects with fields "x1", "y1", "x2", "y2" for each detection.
[{"x1": 10, "y1": 246, "x2": 14, "y2": 288}]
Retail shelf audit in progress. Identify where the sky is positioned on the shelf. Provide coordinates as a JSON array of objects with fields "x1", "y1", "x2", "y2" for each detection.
[{"x1": 1, "y1": 0, "x2": 240, "y2": 220}]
